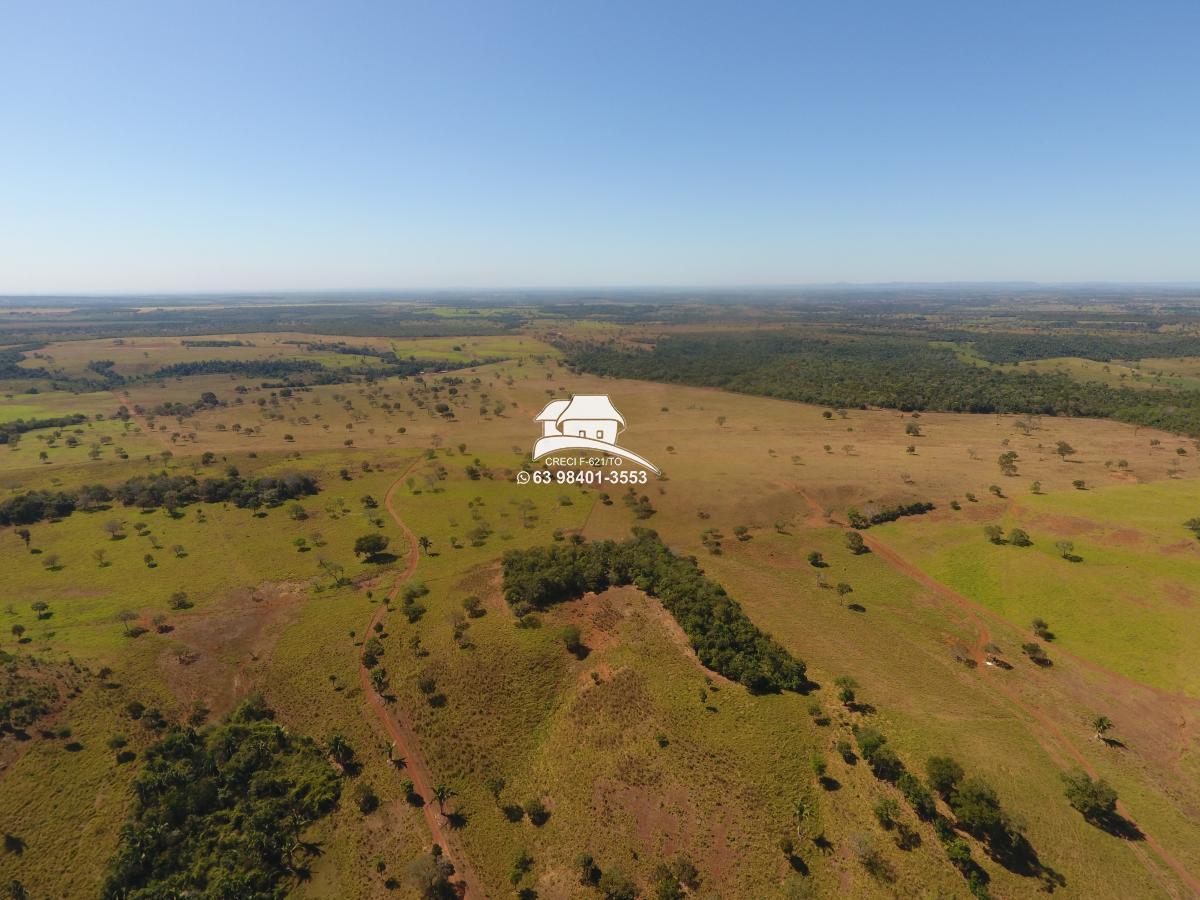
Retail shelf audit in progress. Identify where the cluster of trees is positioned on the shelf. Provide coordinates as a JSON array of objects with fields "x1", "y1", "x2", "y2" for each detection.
[
  {"x1": 502, "y1": 529, "x2": 808, "y2": 693},
  {"x1": 0, "y1": 652, "x2": 61, "y2": 731},
  {"x1": 180, "y1": 339, "x2": 252, "y2": 347},
  {"x1": 565, "y1": 331, "x2": 1200, "y2": 437},
  {"x1": 847, "y1": 501, "x2": 935, "y2": 529},
  {"x1": 148, "y1": 391, "x2": 221, "y2": 418},
  {"x1": 102, "y1": 696, "x2": 341, "y2": 898},
  {"x1": 0, "y1": 469, "x2": 318, "y2": 525},
  {"x1": 0, "y1": 413, "x2": 88, "y2": 445}
]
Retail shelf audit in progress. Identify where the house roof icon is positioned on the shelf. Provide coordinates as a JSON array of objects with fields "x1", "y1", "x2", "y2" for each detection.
[
  {"x1": 536, "y1": 395, "x2": 625, "y2": 431},
  {"x1": 531, "y1": 394, "x2": 658, "y2": 473}
]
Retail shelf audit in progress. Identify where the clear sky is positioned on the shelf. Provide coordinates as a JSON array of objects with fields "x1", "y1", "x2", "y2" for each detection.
[{"x1": 2, "y1": 0, "x2": 1197, "y2": 292}]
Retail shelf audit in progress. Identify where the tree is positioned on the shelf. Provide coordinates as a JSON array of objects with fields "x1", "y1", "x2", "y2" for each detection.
[
  {"x1": 432, "y1": 783, "x2": 456, "y2": 816},
  {"x1": 560, "y1": 624, "x2": 583, "y2": 654},
  {"x1": 1091, "y1": 715, "x2": 1114, "y2": 741},
  {"x1": 983, "y1": 525, "x2": 1004, "y2": 544},
  {"x1": 354, "y1": 533, "x2": 390, "y2": 560},
  {"x1": 1009, "y1": 528, "x2": 1031, "y2": 546},
  {"x1": 1055, "y1": 441, "x2": 1076, "y2": 461},
  {"x1": 117, "y1": 609, "x2": 138, "y2": 635},
  {"x1": 1062, "y1": 769, "x2": 1118, "y2": 822},
  {"x1": 925, "y1": 756, "x2": 964, "y2": 798},
  {"x1": 15, "y1": 529, "x2": 31, "y2": 549},
  {"x1": 845, "y1": 531, "x2": 866, "y2": 554},
  {"x1": 949, "y1": 776, "x2": 1006, "y2": 840},
  {"x1": 328, "y1": 734, "x2": 355, "y2": 768},
  {"x1": 834, "y1": 675, "x2": 858, "y2": 707},
  {"x1": 106, "y1": 734, "x2": 128, "y2": 760},
  {"x1": 93, "y1": 548, "x2": 108, "y2": 567},
  {"x1": 31, "y1": 601, "x2": 49, "y2": 619},
  {"x1": 1055, "y1": 539, "x2": 1075, "y2": 559},
  {"x1": 418, "y1": 535, "x2": 433, "y2": 555},
  {"x1": 485, "y1": 775, "x2": 505, "y2": 806},
  {"x1": 791, "y1": 797, "x2": 811, "y2": 839},
  {"x1": 807, "y1": 550, "x2": 824, "y2": 567},
  {"x1": 104, "y1": 519, "x2": 124, "y2": 540},
  {"x1": 11, "y1": 624, "x2": 25, "y2": 640}
]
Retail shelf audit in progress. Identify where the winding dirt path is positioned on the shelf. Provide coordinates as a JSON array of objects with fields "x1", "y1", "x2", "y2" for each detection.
[
  {"x1": 796, "y1": 489, "x2": 1200, "y2": 897},
  {"x1": 358, "y1": 466, "x2": 483, "y2": 898}
]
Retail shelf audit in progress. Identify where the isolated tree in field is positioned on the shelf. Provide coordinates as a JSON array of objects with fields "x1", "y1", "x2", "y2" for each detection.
[
  {"x1": 1031, "y1": 481, "x2": 1042, "y2": 494},
  {"x1": 836, "y1": 582, "x2": 853, "y2": 598},
  {"x1": 560, "y1": 624, "x2": 583, "y2": 654},
  {"x1": 31, "y1": 601, "x2": 48, "y2": 619},
  {"x1": 1055, "y1": 441, "x2": 1076, "y2": 461},
  {"x1": 1055, "y1": 539, "x2": 1075, "y2": 560},
  {"x1": 16, "y1": 529, "x2": 31, "y2": 549},
  {"x1": 11, "y1": 624, "x2": 25, "y2": 640},
  {"x1": 107, "y1": 734, "x2": 129, "y2": 762},
  {"x1": 328, "y1": 734, "x2": 355, "y2": 768},
  {"x1": 354, "y1": 533, "x2": 390, "y2": 560},
  {"x1": 834, "y1": 675, "x2": 858, "y2": 707},
  {"x1": 807, "y1": 550, "x2": 824, "y2": 567},
  {"x1": 104, "y1": 520, "x2": 124, "y2": 540},
  {"x1": 983, "y1": 525, "x2": 1004, "y2": 544},
  {"x1": 93, "y1": 548, "x2": 107, "y2": 567},
  {"x1": 845, "y1": 531, "x2": 866, "y2": 554},
  {"x1": 42, "y1": 553, "x2": 60, "y2": 571},
  {"x1": 486, "y1": 775, "x2": 506, "y2": 806},
  {"x1": 1009, "y1": 528, "x2": 1032, "y2": 547},
  {"x1": 432, "y1": 783, "x2": 455, "y2": 816},
  {"x1": 117, "y1": 609, "x2": 138, "y2": 635},
  {"x1": 1092, "y1": 716, "x2": 1114, "y2": 741},
  {"x1": 418, "y1": 535, "x2": 433, "y2": 555},
  {"x1": 1062, "y1": 769, "x2": 1118, "y2": 822}
]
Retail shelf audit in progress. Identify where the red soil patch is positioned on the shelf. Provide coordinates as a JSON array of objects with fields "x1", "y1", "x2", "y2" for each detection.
[{"x1": 156, "y1": 580, "x2": 308, "y2": 716}]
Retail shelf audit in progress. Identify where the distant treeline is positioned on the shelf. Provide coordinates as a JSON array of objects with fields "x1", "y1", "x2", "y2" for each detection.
[
  {"x1": 565, "y1": 332, "x2": 1200, "y2": 437},
  {"x1": 149, "y1": 354, "x2": 489, "y2": 384},
  {"x1": 0, "y1": 346, "x2": 49, "y2": 380},
  {"x1": 180, "y1": 339, "x2": 253, "y2": 347},
  {"x1": 0, "y1": 413, "x2": 88, "y2": 444},
  {"x1": 0, "y1": 469, "x2": 318, "y2": 525},
  {"x1": 848, "y1": 501, "x2": 935, "y2": 529},
  {"x1": 502, "y1": 529, "x2": 807, "y2": 693},
  {"x1": 969, "y1": 333, "x2": 1200, "y2": 364}
]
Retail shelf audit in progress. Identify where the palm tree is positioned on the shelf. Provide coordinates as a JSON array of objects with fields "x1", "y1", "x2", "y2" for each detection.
[
  {"x1": 328, "y1": 734, "x2": 354, "y2": 767},
  {"x1": 418, "y1": 536, "x2": 432, "y2": 555},
  {"x1": 1092, "y1": 716, "x2": 1114, "y2": 741},
  {"x1": 432, "y1": 783, "x2": 455, "y2": 816},
  {"x1": 792, "y1": 798, "x2": 810, "y2": 839}
]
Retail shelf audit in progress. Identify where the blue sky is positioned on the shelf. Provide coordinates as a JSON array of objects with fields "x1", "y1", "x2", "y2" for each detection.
[{"x1": 1, "y1": 0, "x2": 1197, "y2": 292}]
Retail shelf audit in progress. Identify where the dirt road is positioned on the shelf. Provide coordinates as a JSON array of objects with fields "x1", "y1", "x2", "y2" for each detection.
[{"x1": 358, "y1": 467, "x2": 483, "y2": 898}]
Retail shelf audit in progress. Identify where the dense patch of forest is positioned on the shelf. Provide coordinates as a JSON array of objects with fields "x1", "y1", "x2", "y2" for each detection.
[
  {"x1": 566, "y1": 332, "x2": 1200, "y2": 437},
  {"x1": 502, "y1": 529, "x2": 807, "y2": 693},
  {"x1": 968, "y1": 333, "x2": 1200, "y2": 364},
  {"x1": 0, "y1": 468, "x2": 318, "y2": 525},
  {"x1": 102, "y1": 696, "x2": 341, "y2": 899},
  {"x1": 0, "y1": 413, "x2": 88, "y2": 444}
]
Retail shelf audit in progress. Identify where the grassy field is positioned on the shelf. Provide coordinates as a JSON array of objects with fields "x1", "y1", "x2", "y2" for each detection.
[{"x1": 3, "y1": 326, "x2": 1200, "y2": 898}]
